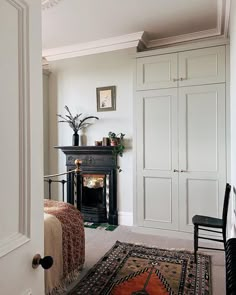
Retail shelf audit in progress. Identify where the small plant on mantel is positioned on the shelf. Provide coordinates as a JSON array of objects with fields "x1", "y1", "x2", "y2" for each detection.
[{"x1": 108, "y1": 132, "x2": 125, "y2": 172}]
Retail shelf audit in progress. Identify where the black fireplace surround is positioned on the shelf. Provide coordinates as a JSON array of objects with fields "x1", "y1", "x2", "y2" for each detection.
[{"x1": 55, "y1": 146, "x2": 118, "y2": 225}]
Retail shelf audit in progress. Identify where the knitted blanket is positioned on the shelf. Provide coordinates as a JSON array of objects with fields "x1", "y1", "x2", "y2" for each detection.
[{"x1": 44, "y1": 200, "x2": 85, "y2": 294}]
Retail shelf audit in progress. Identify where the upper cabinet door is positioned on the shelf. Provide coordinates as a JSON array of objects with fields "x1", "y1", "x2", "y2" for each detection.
[
  {"x1": 137, "y1": 53, "x2": 178, "y2": 90},
  {"x1": 178, "y1": 46, "x2": 225, "y2": 87}
]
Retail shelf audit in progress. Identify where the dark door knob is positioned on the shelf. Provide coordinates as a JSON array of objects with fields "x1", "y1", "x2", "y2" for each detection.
[{"x1": 32, "y1": 254, "x2": 53, "y2": 269}]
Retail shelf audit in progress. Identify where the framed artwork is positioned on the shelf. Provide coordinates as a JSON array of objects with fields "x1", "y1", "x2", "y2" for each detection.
[{"x1": 96, "y1": 86, "x2": 116, "y2": 112}]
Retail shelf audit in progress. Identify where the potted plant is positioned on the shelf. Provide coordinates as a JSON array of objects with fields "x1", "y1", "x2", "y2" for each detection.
[
  {"x1": 108, "y1": 132, "x2": 125, "y2": 172},
  {"x1": 57, "y1": 105, "x2": 99, "y2": 146}
]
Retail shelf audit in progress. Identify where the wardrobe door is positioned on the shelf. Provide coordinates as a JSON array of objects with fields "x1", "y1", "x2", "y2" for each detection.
[
  {"x1": 137, "y1": 53, "x2": 178, "y2": 90},
  {"x1": 178, "y1": 84, "x2": 226, "y2": 232},
  {"x1": 136, "y1": 88, "x2": 179, "y2": 230},
  {"x1": 178, "y1": 46, "x2": 225, "y2": 87}
]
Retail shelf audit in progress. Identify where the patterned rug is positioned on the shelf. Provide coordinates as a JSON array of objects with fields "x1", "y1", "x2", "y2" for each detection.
[{"x1": 68, "y1": 241, "x2": 211, "y2": 295}]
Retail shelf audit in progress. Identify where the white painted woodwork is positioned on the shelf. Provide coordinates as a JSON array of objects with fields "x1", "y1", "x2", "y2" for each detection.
[
  {"x1": 137, "y1": 89, "x2": 179, "y2": 230},
  {"x1": 137, "y1": 54, "x2": 178, "y2": 90},
  {"x1": 136, "y1": 46, "x2": 226, "y2": 233},
  {"x1": 0, "y1": 0, "x2": 44, "y2": 294},
  {"x1": 229, "y1": 0, "x2": 236, "y2": 239},
  {"x1": 178, "y1": 46, "x2": 226, "y2": 86},
  {"x1": 137, "y1": 46, "x2": 225, "y2": 91},
  {"x1": 0, "y1": 0, "x2": 20, "y2": 241},
  {"x1": 178, "y1": 84, "x2": 226, "y2": 232}
]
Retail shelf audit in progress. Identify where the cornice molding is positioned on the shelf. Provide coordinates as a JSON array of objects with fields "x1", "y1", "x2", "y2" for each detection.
[
  {"x1": 147, "y1": 0, "x2": 230, "y2": 49},
  {"x1": 42, "y1": 0, "x2": 62, "y2": 10},
  {"x1": 43, "y1": 31, "x2": 144, "y2": 61},
  {"x1": 147, "y1": 28, "x2": 220, "y2": 49},
  {"x1": 224, "y1": 0, "x2": 231, "y2": 37},
  {"x1": 42, "y1": 0, "x2": 230, "y2": 61}
]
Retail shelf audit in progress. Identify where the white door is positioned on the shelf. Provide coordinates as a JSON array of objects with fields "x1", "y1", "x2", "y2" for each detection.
[
  {"x1": 136, "y1": 53, "x2": 178, "y2": 90},
  {"x1": 0, "y1": 1, "x2": 44, "y2": 294},
  {"x1": 137, "y1": 88, "x2": 179, "y2": 230},
  {"x1": 178, "y1": 84, "x2": 226, "y2": 232}
]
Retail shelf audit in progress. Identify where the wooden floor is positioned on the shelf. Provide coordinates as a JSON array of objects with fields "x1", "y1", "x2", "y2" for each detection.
[{"x1": 66, "y1": 225, "x2": 226, "y2": 294}]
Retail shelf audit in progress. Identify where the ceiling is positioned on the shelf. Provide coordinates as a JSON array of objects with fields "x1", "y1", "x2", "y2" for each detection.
[{"x1": 42, "y1": 0, "x2": 229, "y2": 61}]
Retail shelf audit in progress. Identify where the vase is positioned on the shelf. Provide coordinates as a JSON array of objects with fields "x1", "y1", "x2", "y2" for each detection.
[
  {"x1": 110, "y1": 138, "x2": 118, "y2": 146},
  {"x1": 72, "y1": 132, "x2": 79, "y2": 146}
]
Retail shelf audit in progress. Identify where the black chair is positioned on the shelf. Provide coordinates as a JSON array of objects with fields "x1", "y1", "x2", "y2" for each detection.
[{"x1": 192, "y1": 183, "x2": 231, "y2": 263}]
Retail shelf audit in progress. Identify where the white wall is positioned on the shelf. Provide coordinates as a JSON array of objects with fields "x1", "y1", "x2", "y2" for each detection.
[
  {"x1": 47, "y1": 48, "x2": 135, "y2": 225},
  {"x1": 229, "y1": 2, "x2": 236, "y2": 238}
]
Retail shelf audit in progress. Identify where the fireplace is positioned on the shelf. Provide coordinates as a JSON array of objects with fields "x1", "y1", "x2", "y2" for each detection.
[
  {"x1": 55, "y1": 146, "x2": 118, "y2": 225},
  {"x1": 81, "y1": 174, "x2": 108, "y2": 223}
]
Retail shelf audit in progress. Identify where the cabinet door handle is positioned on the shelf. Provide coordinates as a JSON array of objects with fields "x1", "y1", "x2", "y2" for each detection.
[
  {"x1": 179, "y1": 77, "x2": 187, "y2": 81},
  {"x1": 180, "y1": 169, "x2": 187, "y2": 172},
  {"x1": 173, "y1": 169, "x2": 179, "y2": 172}
]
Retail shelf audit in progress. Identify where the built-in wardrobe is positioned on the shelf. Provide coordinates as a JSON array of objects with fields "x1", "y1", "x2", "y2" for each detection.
[{"x1": 136, "y1": 43, "x2": 228, "y2": 233}]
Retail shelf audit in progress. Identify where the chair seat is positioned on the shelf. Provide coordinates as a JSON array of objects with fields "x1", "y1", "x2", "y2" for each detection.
[{"x1": 192, "y1": 214, "x2": 223, "y2": 228}]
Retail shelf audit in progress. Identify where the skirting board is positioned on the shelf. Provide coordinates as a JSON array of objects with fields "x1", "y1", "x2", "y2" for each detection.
[
  {"x1": 131, "y1": 226, "x2": 193, "y2": 240},
  {"x1": 118, "y1": 212, "x2": 133, "y2": 226},
  {"x1": 132, "y1": 226, "x2": 225, "y2": 248}
]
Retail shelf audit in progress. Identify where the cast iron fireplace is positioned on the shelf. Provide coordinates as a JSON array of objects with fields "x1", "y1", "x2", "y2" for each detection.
[
  {"x1": 55, "y1": 146, "x2": 118, "y2": 225},
  {"x1": 81, "y1": 173, "x2": 108, "y2": 223}
]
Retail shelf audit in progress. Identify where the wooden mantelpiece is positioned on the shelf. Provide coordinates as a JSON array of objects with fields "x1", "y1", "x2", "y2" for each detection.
[{"x1": 55, "y1": 146, "x2": 118, "y2": 225}]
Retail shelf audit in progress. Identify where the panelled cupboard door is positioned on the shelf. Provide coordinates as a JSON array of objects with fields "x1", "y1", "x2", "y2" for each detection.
[
  {"x1": 137, "y1": 89, "x2": 179, "y2": 230},
  {"x1": 178, "y1": 84, "x2": 226, "y2": 232},
  {"x1": 137, "y1": 53, "x2": 178, "y2": 90},
  {"x1": 0, "y1": 0, "x2": 44, "y2": 294},
  {"x1": 178, "y1": 46, "x2": 225, "y2": 87}
]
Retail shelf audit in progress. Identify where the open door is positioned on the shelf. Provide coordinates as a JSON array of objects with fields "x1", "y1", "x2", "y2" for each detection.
[{"x1": 0, "y1": 0, "x2": 44, "y2": 294}]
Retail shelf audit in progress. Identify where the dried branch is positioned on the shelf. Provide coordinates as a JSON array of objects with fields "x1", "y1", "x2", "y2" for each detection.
[{"x1": 57, "y1": 105, "x2": 99, "y2": 133}]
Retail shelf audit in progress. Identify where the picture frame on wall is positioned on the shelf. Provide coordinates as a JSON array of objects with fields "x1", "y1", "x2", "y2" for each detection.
[{"x1": 96, "y1": 86, "x2": 116, "y2": 112}]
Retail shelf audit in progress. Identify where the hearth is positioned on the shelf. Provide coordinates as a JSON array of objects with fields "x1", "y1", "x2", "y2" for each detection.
[
  {"x1": 81, "y1": 174, "x2": 108, "y2": 223},
  {"x1": 55, "y1": 146, "x2": 118, "y2": 225}
]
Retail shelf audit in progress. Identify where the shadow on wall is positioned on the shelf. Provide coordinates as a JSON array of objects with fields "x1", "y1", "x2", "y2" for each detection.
[{"x1": 43, "y1": 70, "x2": 60, "y2": 201}]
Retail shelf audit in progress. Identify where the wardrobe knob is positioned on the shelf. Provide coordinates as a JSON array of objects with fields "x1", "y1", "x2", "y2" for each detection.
[
  {"x1": 180, "y1": 170, "x2": 187, "y2": 172},
  {"x1": 173, "y1": 169, "x2": 179, "y2": 172}
]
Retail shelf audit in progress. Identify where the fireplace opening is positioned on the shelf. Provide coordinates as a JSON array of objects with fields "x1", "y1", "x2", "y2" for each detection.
[{"x1": 81, "y1": 174, "x2": 108, "y2": 223}]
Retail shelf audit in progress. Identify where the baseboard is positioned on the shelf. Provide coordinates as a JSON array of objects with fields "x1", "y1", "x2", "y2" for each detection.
[
  {"x1": 131, "y1": 226, "x2": 194, "y2": 240},
  {"x1": 118, "y1": 212, "x2": 133, "y2": 226}
]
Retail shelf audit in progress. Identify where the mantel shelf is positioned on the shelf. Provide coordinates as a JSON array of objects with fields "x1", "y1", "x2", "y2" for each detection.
[{"x1": 54, "y1": 146, "x2": 115, "y2": 156}]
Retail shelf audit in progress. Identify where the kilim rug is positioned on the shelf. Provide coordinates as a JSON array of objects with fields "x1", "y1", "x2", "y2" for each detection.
[{"x1": 68, "y1": 240, "x2": 211, "y2": 295}]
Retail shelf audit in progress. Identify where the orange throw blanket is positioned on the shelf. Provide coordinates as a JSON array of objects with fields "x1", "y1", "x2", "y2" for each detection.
[{"x1": 44, "y1": 200, "x2": 85, "y2": 294}]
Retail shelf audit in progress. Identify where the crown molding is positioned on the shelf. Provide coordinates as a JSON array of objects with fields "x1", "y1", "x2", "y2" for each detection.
[
  {"x1": 147, "y1": 0, "x2": 230, "y2": 49},
  {"x1": 147, "y1": 28, "x2": 220, "y2": 49},
  {"x1": 42, "y1": 0, "x2": 230, "y2": 61},
  {"x1": 42, "y1": 0, "x2": 62, "y2": 10},
  {"x1": 223, "y1": 0, "x2": 231, "y2": 37},
  {"x1": 43, "y1": 32, "x2": 144, "y2": 61}
]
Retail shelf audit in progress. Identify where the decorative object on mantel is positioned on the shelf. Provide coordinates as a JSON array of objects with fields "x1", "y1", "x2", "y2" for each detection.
[
  {"x1": 96, "y1": 86, "x2": 116, "y2": 112},
  {"x1": 94, "y1": 140, "x2": 102, "y2": 146},
  {"x1": 102, "y1": 137, "x2": 110, "y2": 146},
  {"x1": 42, "y1": 0, "x2": 63, "y2": 10},
  {"x1": 57, "y1": 105, "x2": 99, "y2": 146},
  {"x1": 108, "y1": 131, "x2": 125, "y2": 172}
]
